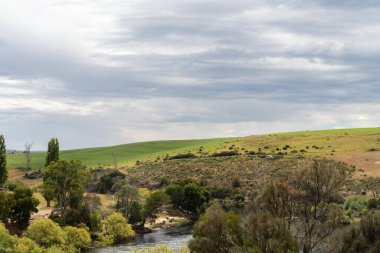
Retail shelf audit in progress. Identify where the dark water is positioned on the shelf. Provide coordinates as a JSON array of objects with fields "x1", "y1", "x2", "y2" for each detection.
[{"x1": 93, "y1": 224, "x2": 193, "y2": 252}]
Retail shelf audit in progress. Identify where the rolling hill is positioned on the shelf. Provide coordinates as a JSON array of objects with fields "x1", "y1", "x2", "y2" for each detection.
[{"x1": 6, "y1": 127, "x2": 380, "y2": 187}]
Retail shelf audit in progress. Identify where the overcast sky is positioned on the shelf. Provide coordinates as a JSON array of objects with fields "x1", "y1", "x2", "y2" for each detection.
[{"x1": 0, "y1": 0, "x2": 379, "y2": 150}]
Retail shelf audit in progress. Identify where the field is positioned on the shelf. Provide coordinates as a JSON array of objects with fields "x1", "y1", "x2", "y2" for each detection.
[
  {"x1": 6, "y1": 127, "x2": 380, "y2": 187},
  {"x1": 6, "y1": 138, "x2": 236, "y2": 169}
]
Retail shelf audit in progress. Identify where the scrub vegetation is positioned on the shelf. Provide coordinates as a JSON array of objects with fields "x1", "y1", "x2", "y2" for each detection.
[{"x1": 0, "y1": 128, "x2": 380, "y2": 252}]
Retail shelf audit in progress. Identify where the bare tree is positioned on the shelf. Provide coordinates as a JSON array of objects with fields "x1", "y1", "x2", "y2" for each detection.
[{"x1": 24, "y1": 142, "x2": 34, "y2": 170}]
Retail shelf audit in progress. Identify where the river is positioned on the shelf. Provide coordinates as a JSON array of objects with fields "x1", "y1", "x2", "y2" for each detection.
[{"x1": 92, "y1": 224, "x2": 193, "y2": 253}]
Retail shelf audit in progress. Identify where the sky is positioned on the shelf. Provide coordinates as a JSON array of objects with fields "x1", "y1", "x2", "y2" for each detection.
[{"x1": 0, "y1": 0, "x2": 379, "y2": 150}]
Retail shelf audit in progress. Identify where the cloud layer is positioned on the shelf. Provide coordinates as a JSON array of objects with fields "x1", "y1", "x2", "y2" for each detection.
[{"x1": 0, "y1": 0, "x2": 379, "y2": 149}]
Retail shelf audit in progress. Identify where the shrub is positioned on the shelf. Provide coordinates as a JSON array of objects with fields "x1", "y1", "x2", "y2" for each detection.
[
  {"x1": 211, "y1": 151, "x2": 239, "y2": 157},
  {"x1": 64, "y1": 226, "x2": 91, "y2": 249},
  {"x1": 344, "y1": 195, "x2": 368, "y2": 215},
  {"x1": 367, "y1": 198, "x2": 380, "y2": 209},
  {"x1": 0, "y1": 222, "x2": 18, "y2": 251},
  {"x1": 25, "y1": 219, "x2": 66, "y2": 247},
  {"x1": 168, "y1": 153, "x2": 197, "y2": 160},
  {"x1": 23, "y1": 170, "x2": 44, "y2": 179},
  {"x1": 15, "y1": 237, "x2": 42, "y2": 253},
  {"x1": 232, "y1": 178, "x2": 241, "y2": 188},
  {"x1": 104, "y1": 212, "x2": 135, "y2": 243}
]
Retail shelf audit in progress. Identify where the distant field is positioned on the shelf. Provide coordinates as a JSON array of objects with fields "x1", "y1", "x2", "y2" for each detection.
[
  {"x1": 6, "y1": 138, "x2": 236, "y2": 169},
  {"x1": 233, "y1": 127, "x2": 380, "y2": 177},
  {"x1": 7, "y1": 127, "x2": 380, "y2": 186}
]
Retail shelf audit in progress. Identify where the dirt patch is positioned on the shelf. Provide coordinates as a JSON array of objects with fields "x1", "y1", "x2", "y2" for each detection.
[
  {"x1": 332, "y1": 151, "x2": 380, "y2": 178},
  {"x1": 31, "y1": 206, "x2": 53, "y2": 221}
]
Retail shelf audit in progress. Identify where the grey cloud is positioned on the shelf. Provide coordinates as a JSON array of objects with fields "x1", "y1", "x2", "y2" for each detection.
[{"x1": 0, "y1": 0, "x2": 379, "y2": 149}]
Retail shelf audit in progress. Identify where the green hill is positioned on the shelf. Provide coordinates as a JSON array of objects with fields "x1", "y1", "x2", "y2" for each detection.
[
  {"x1": 7, "y1": 127, "x2": 380, "y2": 184},
  {"x1": 6, "y1": 138, "x2": 236, "y2": 169}
]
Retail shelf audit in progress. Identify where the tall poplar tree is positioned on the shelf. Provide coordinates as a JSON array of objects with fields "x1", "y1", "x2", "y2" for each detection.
[
  {"x1": 45, "y1": 138, "x2": 59, "y2": 167},
  {"x1": 43, "y1": 138, "x2": 60, "y2": 207},
  {"x1": 0, "y1": 135, "x2": 7, "y2": 187}
]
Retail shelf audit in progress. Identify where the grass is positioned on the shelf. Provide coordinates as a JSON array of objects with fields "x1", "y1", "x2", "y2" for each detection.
[
  {"x1": 6, "y1": 127, "x2": 380, "y2": 186},
  {"x1": 6, "y1": 138, "x2": 236, "y2": 169}
]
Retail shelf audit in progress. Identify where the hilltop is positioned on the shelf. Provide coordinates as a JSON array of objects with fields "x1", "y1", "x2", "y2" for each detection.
[{"x1": 6, "y1": 127, "x2": 380, "y2": 187}]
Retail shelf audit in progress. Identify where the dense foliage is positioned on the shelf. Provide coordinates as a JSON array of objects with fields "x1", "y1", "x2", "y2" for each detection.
[
  {"x1": 165, "y1": 179, "x2": 209, "y2": 214},
  {"x1": 43, "y1": 160, "x2": 89, "y2": 225}
]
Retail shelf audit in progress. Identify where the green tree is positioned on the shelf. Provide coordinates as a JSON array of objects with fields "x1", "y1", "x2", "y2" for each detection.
[
  {"x1": 43, "y1": 138, "x2": 60, "y2": 207},
  {"x1": 0, "y1": 135, "x2": 7, "y2": 187},
  {"x1": 0, "y1": 191, "x2": 12, "y2": 223},
  {"x1": 142, "y1": 191, "x2": 170, "y2": 227},
  {"x1": 165, "y1": 184, "x2": 184, "y2": 209},
  {"x1": 10, "y1": 185, "x2": 39, "y2": 227},
  {"x1": 115, "y1": 184, "x2": 139, "y2": 218},
  {"x1": 43, "y1": 160, "x2": 89, "y2": 225},
  {"x1": 128, "y1": 201, "x2": 143, "y2": 224},
  {"x1": 182, "y1": 183, "x2": 208, "y2": 214},
  {"x1": 45, "y1": 138, "x2": 59, "y2": 167}
]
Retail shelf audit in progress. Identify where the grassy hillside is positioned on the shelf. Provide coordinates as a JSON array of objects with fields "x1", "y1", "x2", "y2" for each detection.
[
  {"x1": 6, "y1": 138, "x2": 236, "y2": 169},
  {"x1": 7, "y1": 127, "x2": 380, "y2": 187},
  {"x1": 232, "y1": 127, "x2": 380, "y2": 177}
]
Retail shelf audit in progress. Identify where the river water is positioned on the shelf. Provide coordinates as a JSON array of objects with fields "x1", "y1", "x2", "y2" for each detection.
[{"x1": 92, "y1": 224, "x2": 193, "y2": 253}]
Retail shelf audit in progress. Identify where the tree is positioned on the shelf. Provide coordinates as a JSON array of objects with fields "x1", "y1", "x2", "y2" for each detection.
[
  {"x1": 43, "y1": 138, "x2": 60, "y2": 207},
  {"x1": 165, "y1": 184, "x2": 184, "y2": 209},
  {"x1": 115, "y1": 184, "x2": 139, "y2": 218},
  {"x1": 244, "y1": 213, "x2": 296, "y2": 253},
  {"x1": 142, "y1": 191, "x2": 170, "y2": 227},
  {"x1": 188, "y1": 202, "x2": 242, "y2": 253},
  {"x1": 45, "y1": 138, "x2": 59, "y2": 167},
  {"x1": 0, "y1": 135, "x2": 7, "y2": 187},
  {"x1": 293, "y1": 159, "x2": 350, "y2": 253},
  {"x1": 0, "y1": 191, "x2": 12, "y2": 223},
  {"x1": 24, "y1": 142, "x2": 34, "y2": 170},
  {"x1": 10, "y1": 185, "x2": 39, "y2": 227},
  {"x1": 182, "y1": 183, "x2": 208, "y2": 213},
  {"x1": 43, "y1": 160, "x2": 89, "y2": 225},
  {"x1": 259, "y1": 179, "x2": 297, "y2": 229}
]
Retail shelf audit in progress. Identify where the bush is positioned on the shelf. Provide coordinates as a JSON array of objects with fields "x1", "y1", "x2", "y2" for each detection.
[
  {"x1": 0, "y1": 222, "x2": 18, "y2": 251},
  {"x1": 211, "y1": 151, "x2": 239, "y2": 157},
  {"x1": 344, "y1": 195, "x2": 368, "y2": 215},
  {"x1": 104, "y1": 212, "x2": 135, "y2": 243},
  {"x1": 232, "y1": 178, "x2": 241, "y2": 188},
  {"x1": 23, "y1": 170, "x2": 44, "y2": 179},
  {"x1": 15, "y1": 237, "x2": 42, "y2": 253},
  {"x1": 64, "y1": 226, "x2": 91, "y2": 249},
  {"x1": 25, "y1": 219, "x2": 66, "y2": 247},
  {"x1": 169, "y1": 153, "x2": 197, "y2": 160},
  {"x1": 367, "y1": 198, "x2": 380, "y2": 209}
]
